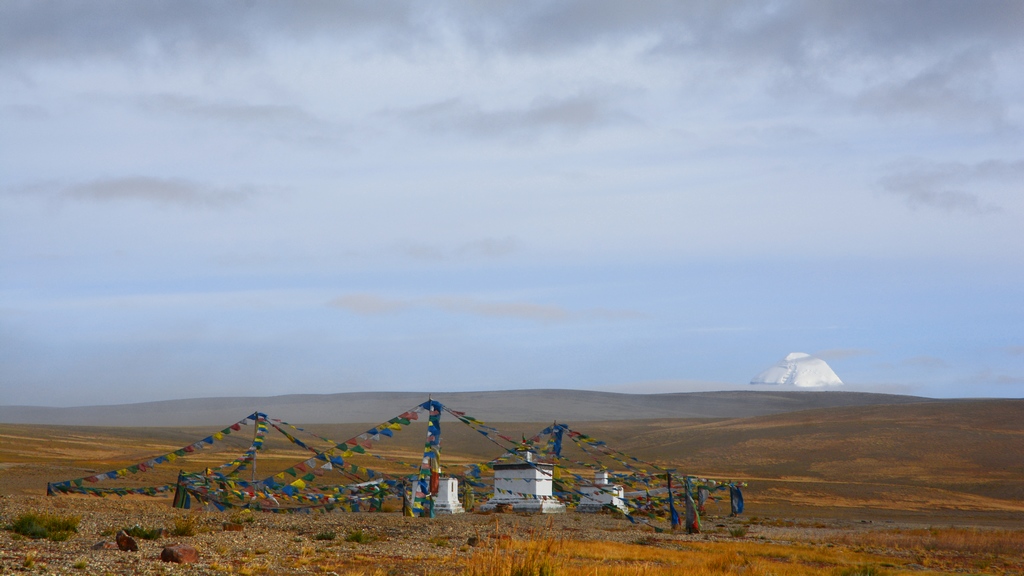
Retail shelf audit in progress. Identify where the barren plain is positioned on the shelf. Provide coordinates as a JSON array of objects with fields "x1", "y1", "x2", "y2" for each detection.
[{"x1": 1, "y1": 396, "x2": 1022, "y2": 575}]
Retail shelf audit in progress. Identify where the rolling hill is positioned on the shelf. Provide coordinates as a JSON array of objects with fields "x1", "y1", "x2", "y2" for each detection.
[
  {"x1": 0, "y1": 389, "x2": 932, "y2": 426},
  {"x1": 1, "y1": 396, "x2": 1021, "y2": 525}
]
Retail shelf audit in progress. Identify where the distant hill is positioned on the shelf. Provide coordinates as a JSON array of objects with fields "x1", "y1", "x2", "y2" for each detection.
[
  {"x1": 0, "y1": 389, "x2": 933, "y2": 426},
  {"x1": 592, "y1": 399, "x2": 1024, "y2": 519},
  {"x1": 3, "y1": 396, "x2": 1020, "y2": 522}
]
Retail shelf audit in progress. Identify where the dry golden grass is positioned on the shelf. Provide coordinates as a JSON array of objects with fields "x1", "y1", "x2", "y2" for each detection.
[
  {"x1": 462, "y1": 536, "x2": 908, "y2": 576},
  {"x1": 2, "y1": 399, "x2": 1022, "y2": 530},
  {"x1": 830, "y1": 527, "x2": 1024, "y2": 574},
  {"x1": 458, "y1": 524, "x2": 1024, "y2": 576},
  {"x1": 841, "y1": 526, "x2": 1024, "y2": 555},
  {"x1": 4, "y1": 493, "x2": 1022, "y2": 575}
]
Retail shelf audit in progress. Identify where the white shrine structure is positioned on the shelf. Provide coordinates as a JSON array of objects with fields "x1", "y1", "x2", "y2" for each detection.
[
  {"x1": 480, "y1": 450, "x2": 566, "y2": 513},
  {"x1": 577, "y1": 470, "x2": 628, "y2": 514},
  {"x1": 433, "y1": 477, "x2": 464, "y2": 514}
]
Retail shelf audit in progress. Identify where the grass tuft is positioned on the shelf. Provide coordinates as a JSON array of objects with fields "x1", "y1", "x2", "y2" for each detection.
[
  {"x1": 729, "y1": 526, "x2": 748, "y2": 538},
  {"x1": 230, "y1": 509, "x2": 257, "y2": 524},
  {"x1": 840, "y1": 527, "x2": 1024, "y2": 556},
  {"x1": 313, "y1": 531, "x2": 336, "y2": 541},
  {"x1": 345, "y1": 528, "x2": 375, "y2": 543},
  {"x1": 632, "y1": 535, "x2": 658, "y2": 546},
  {"x1": 8, "y1": 512, "x2": 80, "y2": 541},
  {"x1": 123, "y1": 524, "x2": 163, "y2": 540},
  {"x1": 170, "y1": 514, "x2": 199, "y2": 537},
  {"x1": 466, "y1": 536, "x2": 562, "y2": 576},
  {"x1": 838, "y1": 565, "x2": 888, "y2": 576}
]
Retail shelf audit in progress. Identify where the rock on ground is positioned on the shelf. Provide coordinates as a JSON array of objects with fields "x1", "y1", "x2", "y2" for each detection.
[{"x1": 161, "y1": 544, "x2": 199, "y2": 564}]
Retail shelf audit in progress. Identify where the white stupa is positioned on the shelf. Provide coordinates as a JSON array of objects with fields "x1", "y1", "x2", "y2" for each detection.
[
  {"x1": 479, "y1": 450, "x2": 566, "y2": 514},
  {"x1": 434, "y1": 477, "x2": 465, "y2": 515},
  {"x1": 750, "y1": 352, "x2": 843, "y2": 387},
  {"x1": 578, "y1": 470, "x2": 628, "y2": 514}
]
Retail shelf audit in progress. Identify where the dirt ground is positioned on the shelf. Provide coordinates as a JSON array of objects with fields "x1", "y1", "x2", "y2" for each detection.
[
  {"x1": 2, "y1": 405, "x2": 1021, "y2": 574},
  {"x1": 9, "y1": 493, "x2": 1018, "y2": 576},
  {"x1": 0, "y1": 494, "x2": 739, "y2": 574}
]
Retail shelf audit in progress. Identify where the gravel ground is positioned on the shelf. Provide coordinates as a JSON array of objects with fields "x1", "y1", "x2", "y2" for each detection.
[
  {"x1": 2, "y1": 494, "x2": 965, "y2": 575},
  {"x1": 1, "y1": 495, "x2": 758, "y2": 575}
]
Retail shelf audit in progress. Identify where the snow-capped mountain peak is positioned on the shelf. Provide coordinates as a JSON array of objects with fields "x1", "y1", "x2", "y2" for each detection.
[{"x1": 750, "y1": 352, "x2": 843, "y2": 387}]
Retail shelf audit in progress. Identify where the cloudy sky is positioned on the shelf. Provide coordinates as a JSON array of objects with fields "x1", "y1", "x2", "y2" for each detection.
[{"x1": 2, "y1": 1, "x2": 1022, "y2": 407}]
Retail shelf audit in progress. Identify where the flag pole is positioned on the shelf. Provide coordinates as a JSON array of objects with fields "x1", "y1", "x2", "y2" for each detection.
[{"x1": 251, "y1": 411, "x2": 258, "y2": 484}]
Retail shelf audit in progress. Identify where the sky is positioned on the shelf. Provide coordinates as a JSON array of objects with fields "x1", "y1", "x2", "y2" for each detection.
[{"x1": 1, "y1": 1, "x2": 1023, "y2": 407}]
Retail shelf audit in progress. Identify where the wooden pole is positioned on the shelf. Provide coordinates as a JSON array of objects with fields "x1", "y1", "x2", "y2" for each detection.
[{"x1": 251, "y1": 411, "x2": 258, "y2": 484}]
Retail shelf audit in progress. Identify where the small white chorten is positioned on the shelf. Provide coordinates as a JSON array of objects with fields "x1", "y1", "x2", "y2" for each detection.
[
  {"x1": 433, "y1": 477, "x2": 465, "y2": 514},
  {"x1": 578, "y1": 470, "x2": 628, "y2": 514},
  {"x1": 480, "y1": 450, "x2": 566, "y2": 513}
]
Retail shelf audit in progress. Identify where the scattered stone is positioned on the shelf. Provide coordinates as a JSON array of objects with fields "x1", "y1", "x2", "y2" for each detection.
[
  {"x1": 91, "y1": 541, "x2": 118, "y2": 550},
  {"x1": 115, "y1": 530, "x2": 138, "y2": 552},
  {"x1": 5, "y1": 495, "x2": 998, "y2": 575},
  {"x1": 161, "y1": 544, "x2": 199, "y2": 564},
  {"x1": 466, "y1": 536, "x2": 480, "y2": 547},
  {"x1": 223, "y1": 522, "x2": 244, "y2": 532}
]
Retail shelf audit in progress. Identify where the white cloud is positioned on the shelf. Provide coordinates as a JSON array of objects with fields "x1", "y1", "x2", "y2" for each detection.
[
  {"x1": 60, "y1": 177, "x2": 253, "y2": 208},
  {"x1": 389, "y1": 92, "x2": 633, "y2": 141},
  {"x1": 2, "y1": 1, "x2": 1023, "y2": 404},
  {"x1": 328, "y1": 293, "x2": 641, "y2": 323},
  {"x1": 970, "y1": 370, "x2": 1024, "y2": 386},
  {"x1": 879, "y1": 158, "x2": 1024, "y2": 215},
  {"x1": 393, "y1": 238, "x2": 518, "y2": 261},
  {"x1": 814, "y1": 348, "x2": 874, "y2": 361},
  {"x1": 854, "y1": 50, "x2": 1007, "y2": 127},
  {"x1": 328, "y1": 294, "x2": 409, "y2": 315},
  {"x1": 903, "y1": 355, "x2": 947, "y2": 368}
]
